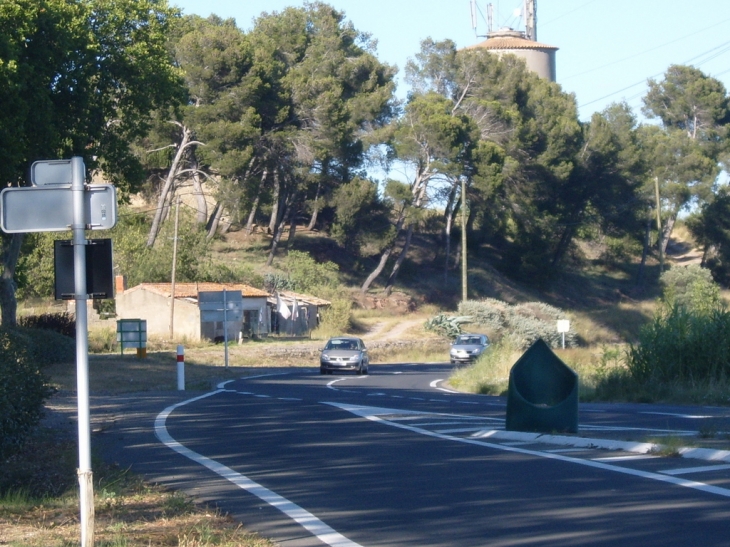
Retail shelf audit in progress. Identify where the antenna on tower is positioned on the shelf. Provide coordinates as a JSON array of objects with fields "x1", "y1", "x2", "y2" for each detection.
[
  {"x1": 524, "y1": 0, "x2": 537, "y2": 41},
  {"x1": 471, "y1": 0, "x2": 477, "y2": 34},
  {"x1": 487, "y1": 3, "x2": 494, "y2": 33}
]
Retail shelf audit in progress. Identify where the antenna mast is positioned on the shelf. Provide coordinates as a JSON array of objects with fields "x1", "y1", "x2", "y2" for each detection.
[
  {"x1": 487, "y1": 3, "x2": 494, "y2": 33},
  {"x1": 524, "y1": 0, "x2": 537, "y2": 40}
]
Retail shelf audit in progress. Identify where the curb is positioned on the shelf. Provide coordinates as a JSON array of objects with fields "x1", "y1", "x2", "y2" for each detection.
[{"x1": 471, "y1": 429, "x2": 730, "y2": 463}]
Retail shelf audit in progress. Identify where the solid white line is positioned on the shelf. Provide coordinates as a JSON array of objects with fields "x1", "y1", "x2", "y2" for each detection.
[
  {"x1": 662, "y1": 464, "x2": 730, "y2": 476},
  {"x1": 155, "y1": 392, "x2": 363, "y2": 547},
  {"x1": 640, "y1": 412, "x2": 716, "y2": 419},
  {"x1": 327, "y1": 402, "x2": 730, "y2": 499},
  {"x1": 592, "y1": 455, "x2": 659, "y2": 462}
]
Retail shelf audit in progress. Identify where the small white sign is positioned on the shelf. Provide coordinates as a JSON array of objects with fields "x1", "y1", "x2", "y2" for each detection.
[{"x1": 557, "y1": 320, "x2": 570, "y2": 333}]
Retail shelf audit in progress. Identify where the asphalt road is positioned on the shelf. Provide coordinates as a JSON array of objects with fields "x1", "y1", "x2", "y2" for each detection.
[{"x1": 92, "y1": 364, "x2": 730, "y2": 547}]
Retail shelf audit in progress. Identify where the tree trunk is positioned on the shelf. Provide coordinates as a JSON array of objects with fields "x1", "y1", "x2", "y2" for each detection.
[
  {"x1": 266, "y1": 191, "x2": 297, "y2": 266},
  {"x1": 207, "y1": 201, "x2": 224, "y2": 240},
  {"x1": 0, "y1": 233, "x2": 23, "y2": 327},
  {"x1": 384, "y1": 224, "x2": 414, "y2": 296},
  {"x1": 191, "y1": 160, "x2": 208, "y2": 225},
  {"x1": 442, "y1": 186, "x2": 458, "y2": 283},
  {"x1": 307, "y1": 180, "x2": 321, "y2": 231},
  {"x1": 636, "y1": 214, "x2": 652, "y2": 288},
  {"x1": 360, "y1": 246, "x2": 394, "y2": 294},
  {"x1": 360, "y1": 207, "x2": 409, "y2": 294},
  {"x1": 245, "y1": 168, "x2": 267, "y2": 235},
  {"x1": 268, "y1": 170, "x2": 281, "y2": 235},
  {"x1": 660, "y1": 214, "x2": 677, "y2": 257},
  {"x1": 147, "y1": 125, "x2": 193, "y2": 247},
  {"x1": 287, "y1": 206, "x2": 298, "y2": 244}
]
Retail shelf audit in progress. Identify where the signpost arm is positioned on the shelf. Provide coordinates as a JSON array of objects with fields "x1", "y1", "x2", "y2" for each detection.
[{"x1": 72, "y1": 157, "x2": 94, "y2": 547}]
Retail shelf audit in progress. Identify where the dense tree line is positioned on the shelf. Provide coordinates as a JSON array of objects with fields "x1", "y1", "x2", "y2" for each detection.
[{"x1": 2, "y1": 0, "x2": 730, "y2": 326}]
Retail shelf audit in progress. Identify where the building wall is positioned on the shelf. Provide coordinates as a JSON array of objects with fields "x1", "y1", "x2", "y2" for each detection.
[
  {"x1": 116, "y1": 289, "x2": 201, "y2": 340},
  {"x1": 490, "y1": 48, "x2": 556, "y2": 81}
]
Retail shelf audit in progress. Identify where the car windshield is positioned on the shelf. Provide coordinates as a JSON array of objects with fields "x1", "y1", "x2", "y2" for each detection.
[
  {"x1": 456, "y1": 336, "x2": 483, "y2": 345},
  {"x1": 326, "y1": 339, "x2": 357, "y2": 350}
]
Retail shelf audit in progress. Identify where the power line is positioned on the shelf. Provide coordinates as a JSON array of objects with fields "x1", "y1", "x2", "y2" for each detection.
[
  {"x1": 579, "y1": 37, "x2": 730, "y2": 109},
  {"x1": 562, "y1": 18, "x2": 730, "y2": 82}
]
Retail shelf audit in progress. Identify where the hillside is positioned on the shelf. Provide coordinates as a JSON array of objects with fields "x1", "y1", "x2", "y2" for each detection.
[{"x1": 208, "y1": 222, "x2": 708, "y2": 347}]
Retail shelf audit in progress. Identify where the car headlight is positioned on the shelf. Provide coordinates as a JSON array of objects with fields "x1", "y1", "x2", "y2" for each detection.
[
  {"x1": 349, "y1": 354, "x2": 360, "y2": 362},
  {"x1": 321, "y1": 353, "x2": 329, "y2": 360}
]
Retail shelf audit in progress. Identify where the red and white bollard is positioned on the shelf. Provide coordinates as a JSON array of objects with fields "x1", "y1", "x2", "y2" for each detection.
[{"x1": 177, "y1": 345, "x2": 185, "y2": 391}]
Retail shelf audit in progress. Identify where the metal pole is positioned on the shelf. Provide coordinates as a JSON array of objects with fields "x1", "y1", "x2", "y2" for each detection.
[
  {"x1": 169, "y1": 196, "x2": 180, "y2": 338},
  {"x1": 223, "y1": 289, "x2": 229, "y2": 368},
  {"x1": 461, "y1": 178, "x2": 468, "y2": 303},
  {"x1": 72, "y1": 156, "x2": 94, "y2": 547}
]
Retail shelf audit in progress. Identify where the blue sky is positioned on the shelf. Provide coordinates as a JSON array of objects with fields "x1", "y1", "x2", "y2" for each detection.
[{"x1": 171, "y1": 0, "x2": 730, "y2": 122}]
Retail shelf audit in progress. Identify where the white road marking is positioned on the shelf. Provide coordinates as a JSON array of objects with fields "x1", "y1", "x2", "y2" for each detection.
[
  {"x1": 545, "y1": 448, "x2": 589, "y2": 453},
  {"x1": 155, "y1": 391, "x2": 363, "y2": 547},
  {"x1": 661, "y1": 464, "x2": 730, "y2": 475},
  {"x1": 592, "y1": 455, "x2": 659, "y2": 462},
  {"x1": 327, "y1": 402, "x2": 730, "y2": 499},
  {"x1": 640, "y1": 412, "x2": 716, "y2": 419}
]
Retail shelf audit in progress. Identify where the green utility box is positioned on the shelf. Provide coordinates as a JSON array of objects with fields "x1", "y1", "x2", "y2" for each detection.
[
  {"x1": 505, "y1": 338, "x2": 578, "y2": 434},
  {"x1": 116, "y1": 318, "x2": 147, "y2": 357}
]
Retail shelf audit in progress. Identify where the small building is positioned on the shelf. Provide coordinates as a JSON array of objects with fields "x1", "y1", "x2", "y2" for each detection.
[
  {"x1": 268, "y1": 290, "x2": 331, "y2": 337},
  {"x1": 115, "y1": 282, "x2": 270, "y2": 341}
]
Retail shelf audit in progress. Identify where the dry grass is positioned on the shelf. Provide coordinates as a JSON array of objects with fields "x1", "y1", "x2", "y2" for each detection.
[{"x1": 1, "y1": 457, "x2": 276, "y2": 547}]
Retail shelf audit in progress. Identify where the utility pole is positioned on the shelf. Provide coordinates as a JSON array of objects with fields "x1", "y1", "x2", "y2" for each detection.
[
  {"x1": 654, "y1": 177, "x2": 664, "y2": 274},
  {"x1": 461, "y1": 178, "x2": 468, "y2": 302},
  {"x1": 169, "y1": 195, "x2": 181, "y2": 338}
]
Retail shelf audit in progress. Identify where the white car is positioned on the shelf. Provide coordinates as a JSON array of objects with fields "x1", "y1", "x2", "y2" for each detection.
[{"x1": 450, "y1": 334, "x2": 490, "y2": 364}]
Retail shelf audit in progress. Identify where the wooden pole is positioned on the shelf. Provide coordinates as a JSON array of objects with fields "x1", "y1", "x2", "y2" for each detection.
[{"x1": 654, "y1": 177, "x2": 664, "y2": 274}]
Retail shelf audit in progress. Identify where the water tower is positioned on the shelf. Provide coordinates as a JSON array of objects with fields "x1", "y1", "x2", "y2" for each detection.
[{"x1": 466, "y1": 1, "x2": 557, "y2": 82}]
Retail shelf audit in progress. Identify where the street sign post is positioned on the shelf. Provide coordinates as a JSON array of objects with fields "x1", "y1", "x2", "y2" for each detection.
[
  {"x1": 198, "y1": 290, "x2": 243, "y2": 368},
  {"x1": 0, "y1": 157, "x2": 117, "y2": 547}
]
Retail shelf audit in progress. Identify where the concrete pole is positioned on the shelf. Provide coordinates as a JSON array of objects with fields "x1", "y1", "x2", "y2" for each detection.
[{"x1": 72, "y1": 156, "x2": 94, "y2": 547}]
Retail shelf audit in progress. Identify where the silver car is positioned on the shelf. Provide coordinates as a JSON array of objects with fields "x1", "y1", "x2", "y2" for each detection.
[
  {"x1": 320, "y1": 337, "x2": 369, "y2": 375},
  {"x1": 450, "y1": 334, "x2": 490, "y2": 364}
]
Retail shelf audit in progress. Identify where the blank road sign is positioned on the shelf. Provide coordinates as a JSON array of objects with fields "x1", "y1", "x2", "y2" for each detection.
[
  {"x1": 31, "y1": 159, "x2": 73, "y2": 186},
  {"x1": 0, "y1": 185, "x2": 117, "y2": 233}
]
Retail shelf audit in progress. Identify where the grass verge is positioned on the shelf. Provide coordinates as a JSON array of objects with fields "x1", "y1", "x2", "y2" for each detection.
[{"x1": 0, "y1": 423, "x2": 276, "y2": 547}]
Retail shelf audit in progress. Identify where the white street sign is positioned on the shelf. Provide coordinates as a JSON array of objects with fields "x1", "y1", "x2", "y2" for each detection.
[
  {"x1": 0, "y1": 184, "x2": 117, "y2": 232},
  {"x1": 31, "y1": 159, "x2": 73, "y2": 186}
]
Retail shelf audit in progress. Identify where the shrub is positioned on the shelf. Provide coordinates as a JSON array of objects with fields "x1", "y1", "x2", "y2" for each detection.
[
  {"x1": 455, "y1": 299, "x2": 577, "y2": 349},
  {"x1": 660, "y1": 264, "x2": 721, "y2": 315},
  {"x1": 0, "y1": 328, "x2": 55, "y2": 460},
  {"x1": 18, "y1": 312, "x2": 75, "y2": 339}
]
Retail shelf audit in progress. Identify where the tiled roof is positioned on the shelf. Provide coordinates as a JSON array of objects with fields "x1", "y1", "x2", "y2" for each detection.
[
  {"x1": 467, "y1": 36, "x2": 558, "y2": 51},
  {"x1": 131, "y1": 282, "x2": 269, "y2": 299}
]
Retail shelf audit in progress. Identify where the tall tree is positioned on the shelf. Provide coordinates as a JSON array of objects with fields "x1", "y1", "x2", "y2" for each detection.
[
  {"x1": 642, "y1": 65, "x2": 730, "y2": 255},
  {"x1": 0, "y1": 0, "x2": 184, "y2": 325}
]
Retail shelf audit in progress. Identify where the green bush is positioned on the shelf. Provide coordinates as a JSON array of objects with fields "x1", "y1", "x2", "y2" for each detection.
[
  {"x1": 660, "y1": 264, "x2": 721, "y2": 315},
  {"x1": 0, "y1": 328, "x2": 55, "y2": 460}
]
